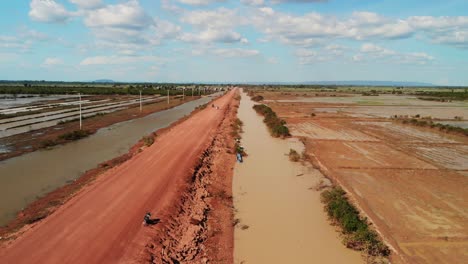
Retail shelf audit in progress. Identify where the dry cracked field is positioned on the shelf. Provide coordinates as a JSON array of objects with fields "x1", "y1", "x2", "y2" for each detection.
[{"x1": 259, "y1": 91, "x2": 468, "y2": 264}]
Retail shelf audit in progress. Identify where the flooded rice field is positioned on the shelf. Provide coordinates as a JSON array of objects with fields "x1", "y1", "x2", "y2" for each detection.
[
  {"x1": 0, "y1": 94, "x2": 78, "y2": 109},
  {"x1": 0, "y1": 96, "x2": 165, "y2": 138},
  {"x1": 0, "y1": 96, "x2": 214, "y2": 226}
]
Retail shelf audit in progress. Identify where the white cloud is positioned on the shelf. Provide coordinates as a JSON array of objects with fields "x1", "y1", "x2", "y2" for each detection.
[
  {"x1": 29, "y1": 0, "x2": 71, "y2": 23},
  {"x1": 179, "y1": 8, "x2": 248, "y2": 44},
  {"x1": 212, "y1": 48, "x2": 260, "y2": 58},
  {"x1": 84, "y1": 1, "x2": 152, "y2": 29},
  {"x1": 177, "y1": 0, "x2": 226, "y2": 6},
  {"x1": 180, "y1": 29, "x2": 245, "y2": 43},
  {"x1": 189, "y1": 47, "x2": 259, "y2": 58},
  {"x1": 42, "y1": 57, "x2": 64, "y2": 67},
  {"x1": 241, "y1": 0, "x2": 264, "y2": 6},
  {"x1": 0, "y1": 35, "x2": 32, "y2": 52},
  {"x1": 356, "y1": 43, "x2": 434, "y2": 64},
  {"x1": 271, "y1": 0, "x2": 328, "y2": 3},
  {"x1": 251, "y1": 9, "x2": 414, "y2": 46},
  {"x1": 80, "y1": 55, "x2": 160, "y2": 65},
  {"x1": 69, "y1": 0, "x2": 103, "y2": 9},
  {"x1": 181, "y1": 8, "x2": 245, "y2": 29},
  {"x1": 295, "y1": 48, "x2": 330, "y2": 64},
  {"x1": 407, "y1": 16, "x2": 468, "y2": 48},
  {"x1": 360, "y1": 43, "x2": 396, "y2": 56}
]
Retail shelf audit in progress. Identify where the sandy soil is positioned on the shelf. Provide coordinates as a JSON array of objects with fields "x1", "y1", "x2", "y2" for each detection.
[
  {"x1": 0, "y1": 96, "x2": 199, "y2": 161},
  {"x1": 0, "y1": 90, "x2": 236, "y2": 263},
  {"x1": 258, "y1": 91, "x2": 468, "y2": 264}
]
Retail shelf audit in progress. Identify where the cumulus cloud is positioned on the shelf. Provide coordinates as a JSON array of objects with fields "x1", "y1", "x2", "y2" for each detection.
[
  {"x1": 177, "y1": 0, "x2": 226, "y2": 6},
  {"x1": 180, "y1": 29, "x2": 246, "y2": 43},
  {"x1": 69, "y1": 0, "x2": 103, "y2": 9},
  {"x1": 251, "y1": 8, "x2": 414, "y2": 46},
  {"x1": 84, "y1": 1, "x2": 152, "y2": 30},
  {"x1": 0, "y1": 35, "x2": 31, "y2": 51},
  {"x1": 80, "y1": 55, "x2": 160, "y2": 65},
  {"x1": 29, "y1": 0, "x2": 71, "y2": 23},
  {"x1": 295, "y1": 48, "x2": 331, "y2": 64},
  {"x1": 81, "y1": 0, "x2": 161, "y2": 48},
  {"x1": 250, "y1": 7, "x2": 468, "y2": 49},
  {"x1": 179, "y1": 8, "x2": 248, "y2": 44},
  {"x1": 41, "y1": 57, "x2": 64, "y2": 67},
  {"x1": 191, "y1": 47, "x2": 260, "y2": 58},
  {"x1": 241, "y1": 0, "x2": 265, "y2": 6},
  {"x1": 356, "y1": 43, "x2": 434, "y2": 64},
  {"x1": 407, "y1": 16, "x2": 468, "y2": 49},
  {"x1": 271, "y1": 0, "x2": 328, "y2": 3},
  {"x1": 212, "y1": 48, "x2": 260, "y2": 58}
]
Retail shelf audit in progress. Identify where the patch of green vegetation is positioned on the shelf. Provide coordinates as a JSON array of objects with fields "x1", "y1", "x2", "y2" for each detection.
[
  {"x1": 41, "y1": 139, "x2": 58, "y2": 148},
  {"x1": 415, "y1": 90, "x2": 468, "y2": 101},
  {"x1": 288, "y1": 149, "x2": 300, "y2": 162},
  {"x1": 321, "y1": 187, "x2": 390, "y2": 257},
  {"x1": 58, "y1": 130, "x2": 92, "y2": 141},
  {"x1": 252, "y1": 104, "x2": 290, "y2": 138},
  {"x1": 142, "y1": 135, "x2": 155, "y2": 147},
  {"x1": 251, "y1": 95, "x2": 264, "y2": 102}
]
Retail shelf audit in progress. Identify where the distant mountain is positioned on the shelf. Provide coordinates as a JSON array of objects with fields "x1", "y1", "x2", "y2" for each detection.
[{"x1": 93, "y1": 79, "x2": 115, "y2": 83}]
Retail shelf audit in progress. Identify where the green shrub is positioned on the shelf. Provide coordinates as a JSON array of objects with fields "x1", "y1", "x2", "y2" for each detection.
[
  {"x1": 289, "y1": 149, "x2": 300, "y2": 162},
  {"x1": 251, "y1": 95, "x2": 264, "y2": 102},
  {"x1": 41, "y1": 139, "x2": 58, "y2": 148},
  {"x1": 253, "y1": 104, "x2": 290, "y2": 138},
  {"x1": 58, "y1": 130, "x2": 92, "y2": 141},
  {"x1": 142, "y1": 136, "x2": 154, "y2": 146},
  {"x1": 321, "y1": 187, "x2": 390, "y2": 257}
]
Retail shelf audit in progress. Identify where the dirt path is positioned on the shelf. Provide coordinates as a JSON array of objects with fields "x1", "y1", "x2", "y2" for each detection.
[
  {"x1": 0, "y1": 90, "x2": 236, "y2": 263},
  {"x1": 232, "y1": 92, "x2": 362, "y2": 263}
]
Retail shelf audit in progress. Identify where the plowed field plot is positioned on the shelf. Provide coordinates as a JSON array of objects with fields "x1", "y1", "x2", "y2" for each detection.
[
  {"x1": 355, "y1": 121, "x2": 458, "y2": 144},
  {"x1": 289, "y1": 121, "x2": 378, "y2": 141},
  {"x1": 259, "y1": 91, "x2": 468, "y2": 264},
  {"x1": 410, "y1": 145, "x2": 468, "y2": 170},
  {"x1": 335, "y1": 169, "x2": 468, "y2": 264},
  {"x1": 310, "y1": 141, "x2": 436, "y2": 169}
]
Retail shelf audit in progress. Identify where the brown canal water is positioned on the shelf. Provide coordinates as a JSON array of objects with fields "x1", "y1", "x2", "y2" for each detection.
[
  {"x1": 0, "y1": 96, "x2": 215, "y2": 226},
  {"x1": 233, "y1": 92, "x2": 363, "y2": 263}
]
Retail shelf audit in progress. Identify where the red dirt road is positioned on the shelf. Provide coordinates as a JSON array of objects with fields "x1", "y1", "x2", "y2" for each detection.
[{"x1": 0, "y1": 90, "x2": 236, "y2": 263}]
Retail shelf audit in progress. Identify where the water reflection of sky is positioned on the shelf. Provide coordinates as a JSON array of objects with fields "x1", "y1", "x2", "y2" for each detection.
[{"x1": 0, "y1": 94, "x2": 77, "y2": 109}]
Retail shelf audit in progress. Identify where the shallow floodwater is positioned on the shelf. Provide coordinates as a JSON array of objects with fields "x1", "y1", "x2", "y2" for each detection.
[
  {"x1": 233, "y1": 92, "x2": 362, "y2": 263},
  {"x1": 0, "y1": 96, "x2": 214, "y2": 225},
  {"x1": 0, "y1": 94, "x2": 76, "y2": 109}
]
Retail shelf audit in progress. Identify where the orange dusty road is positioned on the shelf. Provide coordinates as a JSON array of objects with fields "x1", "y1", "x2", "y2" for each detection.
[{"x1": 0, "y1": 90, "x2": 235, "y2": 264}]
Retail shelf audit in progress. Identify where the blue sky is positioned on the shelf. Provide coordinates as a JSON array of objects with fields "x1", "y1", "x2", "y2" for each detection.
[{"x1": 0, "y1": 0, "x2": 467, "y2": 85}]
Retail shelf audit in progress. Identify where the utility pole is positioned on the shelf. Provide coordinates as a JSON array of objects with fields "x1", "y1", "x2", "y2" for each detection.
[
  {"x1": 139, "y1": 90, "x2": 142, "y2": 112},
  {"x1": 183, "y1": 88, "x2": 185, "y2": 101},
  {"x1": 167, "y1": 89, "x2": 170, "y2": 104},
  {"x1": 192, "y1": 87, "x2": 194, "y2": 97},
  {"x1": 79, "y1": 93, "x2": 82, "y2": 130}
]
